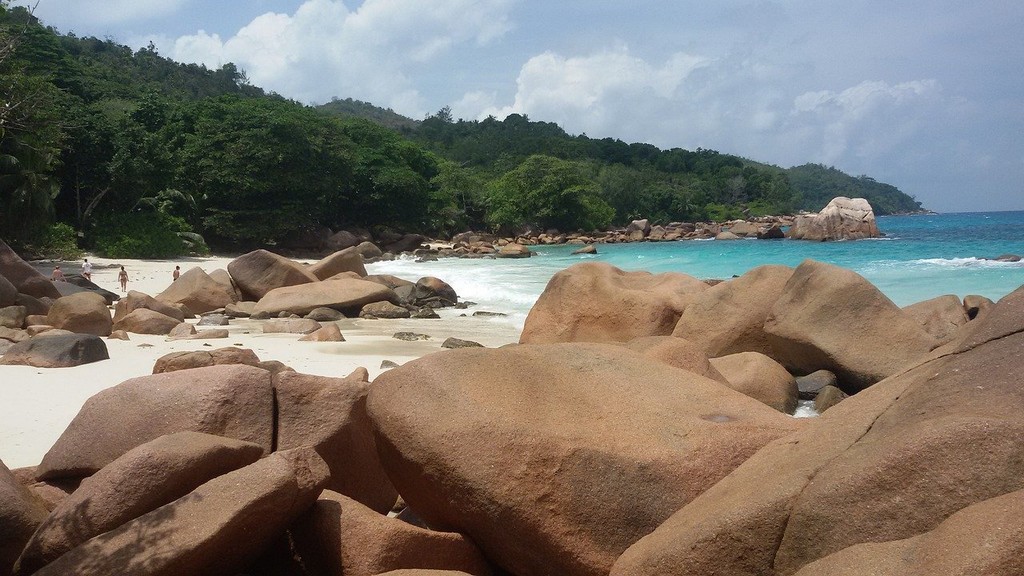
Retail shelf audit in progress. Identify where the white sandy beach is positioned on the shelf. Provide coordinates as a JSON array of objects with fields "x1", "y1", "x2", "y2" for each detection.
[{"x1": 0, "y1": 254, "x2": 522, "y2": 469}]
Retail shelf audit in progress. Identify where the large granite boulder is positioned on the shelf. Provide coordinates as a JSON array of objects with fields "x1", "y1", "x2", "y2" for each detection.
[
  {"x1": 262, "y1": 318, "x2": 322, "y2": 334},
  {"x1": 325, "y1": 230, "x2": 361, "y2": 251},
  {"x1": 0, "y1": 304, "x2": 26, "y2": 329},
  {"x1": 155, "y1": 267, "x2": 235, "y2": 314},
  {"x1": 112, "y1": 290, "x2": 185, "y2": 324},
  {"x1": 253, "y1": 278, "x2": 398, "y2": 316},
  {"x1": 496, "y1": 243, "x2": 532, "y2": 258},
  {"x1": 520, "y1": 262, "x2": 708, "y2": 344},
  {"x1": 15, "y1": 292, "x2": 50, "y2": 316},
  {"x1": 902, "y1": 294, "x2": 969, "y2": 344},
  {"x1": 308, "y1": 247, "x2": 367, "y2": 280},
  {"x1": 0, "y1": 273, "x2": 17, "y2": 306},
  {"x1": 60, "y1": 274, "x2": 120, "y2": 305},
  {"x1": 617, "y1": 336, "x2": 728, "y2": 383},
  {"x1": 610, "y1": 284, "x2": 1024, "y2": 576},
  {"x1": 227, "y1": 249, "x2": 318, "y2": 301},
  {"x1": 0, "y1": 240, "x2": 61, "y2": 299},
  {"x1": 792, "y1": 487, "x2": 1024, "y2": 576},
  {"x1": 45, "y1": 292, "x2": 112, "y2": 336},
  {"x1": 151, "y1": 347, "x2": 262, "y2": 374},
  {"x1": 710, "y1": 351, "x2": 799, "y2": 414},
  {"x1": 208, "y1": 268, "x2": 243, "y2": 301},
  {"x1": 672, "y1": 265, "x2": 794, "y2": 357},
  {"x1": 32, "y1": 447, "x2": 329, "y2": 576},
  {"x1": 112, "y1": 308, "x2": 182, "y2": 335},
  {"x1": 1, "y1": 459, "x2": 48, "y2": 576},
  {"x1": 367, "y1": 342, "x2": 801, "y2": 576},
  {"x1": 298, "y1": 323, "x2": 345, "y2": 341},
  {"x1": 376, "y1": 565, "x2": 475, "y2": 569},
  {"x1": 13, "y1": 432, "x2": 263, "y2": 574},
  {"x1": 786, "y1": 196, "x2": 881, "y2": 241},
  {"x1": 360, "y1": 301, "x2": 412, "y2": 319},
  {"x1": 413, "y1": 277, "x2": 458, "y2": 307},
  {"x1": 292, "y1": 491, "x2": 491, "y2": 576},
  {"x1": 35, "y1": 364, "x2": 274, "y2": 480},
  {"x1": 0, "y1": 332, "x2": 109, "y2": 368},
  {"x1": 354, "y1": 240, "x2": 384, "y2": 259},
  {"x1": 275, "y1": 371, "x2": 396, "y2": 512},
  {"x1": 764, "y1": 259, "x2": 937, "y2": 391},
  {"x1": 383, "y1": 233, "x2": 426, "y2": 254}
]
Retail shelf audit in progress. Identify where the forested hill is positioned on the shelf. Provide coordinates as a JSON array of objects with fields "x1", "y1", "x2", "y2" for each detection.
[
  {"x1": 0, "y1": 3, "x2": 920, "y2": 260},
  {"x1": 786, "y1": 164, "x2": 924, "y2": 214}
]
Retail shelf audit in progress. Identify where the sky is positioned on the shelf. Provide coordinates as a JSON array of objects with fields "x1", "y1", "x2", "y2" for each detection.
[{"x1": 19, "y1": 0, "x2": 1024, "y2": 212}]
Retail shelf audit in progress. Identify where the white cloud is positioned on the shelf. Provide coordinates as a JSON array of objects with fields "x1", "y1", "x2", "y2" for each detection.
[
  {"x1": 166, "y1": 0, "x2": 514, "y2": 115},
  {"x1": 479, "y1": 44, "x2": 708, "y2": 137},
  {"x1": 788, "y1": 79, "x2": 942, "y2": 164},
  {"x1": 464, "y1": 42, "x2": 949, "y2": 196}
]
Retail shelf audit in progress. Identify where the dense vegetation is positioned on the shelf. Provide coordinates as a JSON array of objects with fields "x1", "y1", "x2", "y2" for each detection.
[
  {"x1": 0, "y1": 3, "x2": 921, "y2": 258},
  {"x1": 786, "y1": 164, "x2": 924, "y2": 215}
]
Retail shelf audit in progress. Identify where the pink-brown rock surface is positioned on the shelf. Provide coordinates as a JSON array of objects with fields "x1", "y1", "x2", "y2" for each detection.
[
  {"x1": 308, "y1": 247, "x2": 367, "y2": 280},
  {"x1": 274, "y1": 371, "x2": 396, "y2": 512},
  {"x1": 227, "y1": 249, "x2": 318, "y2": 301},
  {"x1": 292, "y1": 490, "x2": 491, "y2": 576},
  {"x1": 254, "y1": 277, "x2": 398, "y2": 317},
  {"x1": 786, "y1": 196, "x2": 881, "y2": 241},
  {"x1": 151, "y1": 347, "x2": 262, "y2": 373},
  {"x1": 32, "y1": 447, "x2": 329, "y2": 576},
  {"x1": 520, "y1": 262, "x2": 708, "y2": 345},
  {"x1": 1, "y1": 459, "x2": 48, "y2": 576},
  {"x1": 611, "y1": 283, "x2": 1024, "y2": 576},
  {"x1": 672, "y1": 265, "x2": 794, "y2": 357},
  {"x1": 111, "y1": 308, "x2": 183, "y2": 335},
  {"x1": 112, "y1": 291, "x2": 185, "y2": 324},
  {"x1": 155, "y1": 267, "x2": 236, "y2": 314},
  {"x1": 45, "y1": 292, "x2": 112, "y2": 336},
  {"x1": 0, "y1": 240, "x2": 61, "y2": 299},
  {"x1": 710, "y1": 351, "x2": 799, "y2": 414},
  {"x1": 764, "y1": 259, "x2": 937, "y2": 391},
  {"x1": 792, "y1": 487, "x2": 1024, "y2": 576},
  {"x1": 35, "y1": 364, "x2": 274, "y2": 480},
  {"x1": 902, "y1": 294, "x2": 969, "y2": 344},
  {"x1": 13, "y1": 432, "x2": 263, "y2": 574},
  {"x1": 0, "y1": 332, "x2": 109, "y2": 368},
  {"x1": 617, "y1": 336, "x2": 728, "y2": 383},
  {"x1": 368, "y1": 342, "x2": 801, "y2": 576}
]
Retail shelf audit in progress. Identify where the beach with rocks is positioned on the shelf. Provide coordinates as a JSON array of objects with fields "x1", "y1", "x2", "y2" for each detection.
[{"x1": 2, "y1": 205, "x2": 1024, "y2": 575}]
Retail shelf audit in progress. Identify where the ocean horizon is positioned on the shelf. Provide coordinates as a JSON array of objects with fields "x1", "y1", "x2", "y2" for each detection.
[{"x1": 366, "y1": 211, "x2": 1024, "y2": 333}]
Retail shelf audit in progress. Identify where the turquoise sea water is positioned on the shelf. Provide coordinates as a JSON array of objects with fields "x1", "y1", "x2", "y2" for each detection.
[{"x1": 367, "y1": 211, "x2": 1024, "y2": 331}]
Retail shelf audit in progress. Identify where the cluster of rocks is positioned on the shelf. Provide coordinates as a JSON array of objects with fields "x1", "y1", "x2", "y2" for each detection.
[
  {"x1": 423, "y1": 197, "x2": 880, "y2": 259},
  {"x1": 3, "y1": 250, "x2": 1022, "y2": 575},
  {"x1": 0, "y1": 243, "x2": 466, "y2": 368}
]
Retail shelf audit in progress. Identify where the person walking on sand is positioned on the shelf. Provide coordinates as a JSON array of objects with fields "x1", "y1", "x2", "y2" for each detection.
[
  {"x1": 118, "y1": 266, "x2": 129, "y2": 292},
  {"x1": 50, "y1": 266, "x2": 65, "y2": 282},
  {"x1": 82, "y1": 258, "x2": 92, "y2": 281},
  {"x1": 173, "y1": 265, "x2": 180, "y2": 281}
]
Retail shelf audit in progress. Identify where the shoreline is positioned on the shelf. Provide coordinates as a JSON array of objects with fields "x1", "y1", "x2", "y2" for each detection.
[{"x1": 2, "y1": 254, "x2": 521, "y2": 469}]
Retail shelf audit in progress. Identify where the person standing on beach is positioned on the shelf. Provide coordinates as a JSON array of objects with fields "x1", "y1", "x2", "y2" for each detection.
[
  {"x1": 173, "y1": 265, "x2": 180, "y2": 281},
  {"x1": 50, "y1": 266, "x2": 65, "y2": 282},
  {"x1": 82, "y1": 258, "x2": 92, "y2": 281},
  {"x1": 118, "y1": 266, "x2": 129, "y2": 292}
]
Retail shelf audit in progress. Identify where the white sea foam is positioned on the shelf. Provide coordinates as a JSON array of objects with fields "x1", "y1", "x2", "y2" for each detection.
[
  {"x1": 908, "y1": 257, "x2": 1024, "y2": 269},
  {"x1": 792, "y1": 400, "x2": 819, "y2": 419}
]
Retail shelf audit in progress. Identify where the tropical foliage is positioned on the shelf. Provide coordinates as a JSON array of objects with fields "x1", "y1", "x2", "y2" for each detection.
[{"x1": 0, "y1": 4, "x2": 922, "y2": 257}]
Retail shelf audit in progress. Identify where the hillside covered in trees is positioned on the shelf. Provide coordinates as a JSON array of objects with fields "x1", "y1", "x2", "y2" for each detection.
[{"x1": 0, "y1": 3, "x2": 922, "y2": 258}]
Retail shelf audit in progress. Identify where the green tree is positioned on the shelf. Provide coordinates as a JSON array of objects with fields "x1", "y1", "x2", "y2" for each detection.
[
  {"x1": 486, "y1": 154, "x2": 613, "y2": 232},
  {"x1": 0, "y1": 3, "x2": 66, "y2": 245}
]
